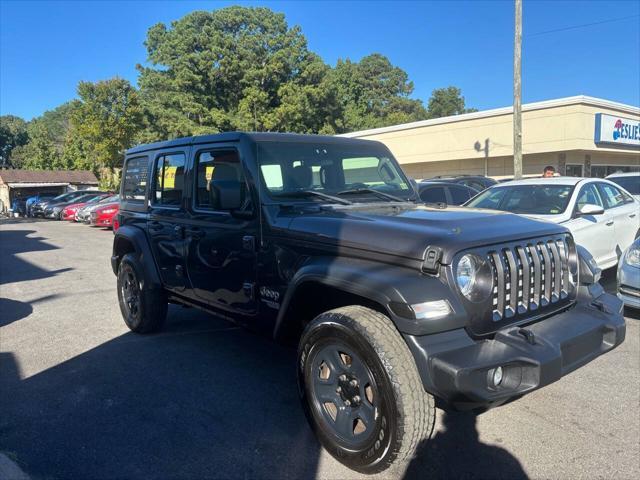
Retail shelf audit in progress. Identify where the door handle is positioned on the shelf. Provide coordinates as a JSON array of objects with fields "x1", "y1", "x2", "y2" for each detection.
[
  {"x1": 605, "y1": 220, "x2": 614, "y2": 226},
  {"x1": 149, "y1": 221, "x2": 163, "y2": 232},
  {"x1": 173, "y1": 225, "x2": 185, "y2": 238},
  {"x1": 629, "y1": 214, "x2": 637, "y2": 218},
  {"x1": 185, "y1": 227, "x2": 205, "y2": 239}
]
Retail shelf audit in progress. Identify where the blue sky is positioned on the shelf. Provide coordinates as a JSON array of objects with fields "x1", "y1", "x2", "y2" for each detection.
[{"x1": 1, "y1": 0, "x2": 639, "y2": 120}]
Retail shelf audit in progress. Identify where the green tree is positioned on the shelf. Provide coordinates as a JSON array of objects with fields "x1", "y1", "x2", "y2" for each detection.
[
  {"x1": 427, "y1": 86, "x2": 477, "y2": 118},
  {"x1": 330, "y1": 54, "x2": 428, "y2": 132},
  {"x1": 137, "y1": 6, "x2": 338, "y2": 139},
  {"x1": 9, "y1": 102, "x2": 79, "y2": 170},
  {"x1": 71, "y1": 77, "x2": 143, "y2": 185},
  {"x1": 0, "y1": 115, "x2": 29, "y2": 168}
]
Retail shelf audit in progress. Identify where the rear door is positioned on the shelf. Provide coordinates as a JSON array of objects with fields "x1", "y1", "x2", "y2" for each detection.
[
  {"x1": 597, "y1": 182, "x2": 640, "y2": 259},
  {"x1": 184, "y1": 145, "x2": 258, "y2": 315},
  {"x1": 147, "y1": 150, "x2": 191, "y2": 292}
]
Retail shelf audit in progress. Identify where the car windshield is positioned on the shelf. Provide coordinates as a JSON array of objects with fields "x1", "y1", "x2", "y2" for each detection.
[
  {"x1": 98, "y1": 195, "x2": 119, "y2": 203},
  {"x1": 73, "y1": 194, "x2": 98, "y2": 203},
  {"x1": 256, "y1": 141, "x2": 414, "y2": 203},
  {"x1": 466, "y1": 184, "x2": 573, "y2": 215},
  {"x1": 608, "y1": 176, "x2": 640, "y2": 195},
  {"x1": 52, "y1": 193, "x2": 72, "y2": 201}
]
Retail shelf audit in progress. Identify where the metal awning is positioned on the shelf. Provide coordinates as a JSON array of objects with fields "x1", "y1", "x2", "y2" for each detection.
[{"x1": 6, "y1": 182, "x2": 69, "y2": 188}]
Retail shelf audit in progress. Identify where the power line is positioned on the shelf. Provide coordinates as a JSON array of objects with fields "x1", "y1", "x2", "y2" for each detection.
[{"x1": 526, "y1": 14, "x2": 640, "y2": 37}]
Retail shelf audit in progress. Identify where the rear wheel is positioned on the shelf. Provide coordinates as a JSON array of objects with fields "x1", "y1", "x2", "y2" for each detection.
[
  {"x1": 298, "y1": 306, "x2": 435, "y2": 473},
  {"x1": 117, "y1": 253, "x2": 167, "y2": 333}
]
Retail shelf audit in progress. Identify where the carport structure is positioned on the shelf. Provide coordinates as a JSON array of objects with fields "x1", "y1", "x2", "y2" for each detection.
[{"x1": 0, "y1": 169, "x2": 98, "y2": 212}]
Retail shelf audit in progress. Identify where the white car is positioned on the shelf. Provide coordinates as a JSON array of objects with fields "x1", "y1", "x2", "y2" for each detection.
[
  {"x1": 606, "y1": 172, "x2": 640, "y2": 202},
  {"x1": 465, "y1": 177, "x2": 640, "y2": 269}
]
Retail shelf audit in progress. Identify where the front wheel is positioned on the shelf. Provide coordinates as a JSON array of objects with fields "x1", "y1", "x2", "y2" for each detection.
[
  {"x1": 117, "y1": 253, "x2": 167, "y2": 333},
  {"x1": 298, "y1": 306, "x2": 435, "y2": 474}
]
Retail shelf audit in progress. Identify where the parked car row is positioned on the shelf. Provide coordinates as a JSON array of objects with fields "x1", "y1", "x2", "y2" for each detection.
[
  {"x1": 30, "y1": 190, "x2": 120, "y2": 232},
  {"x1": 464, "y1": 176, "x2": 640, "y2": 270}
]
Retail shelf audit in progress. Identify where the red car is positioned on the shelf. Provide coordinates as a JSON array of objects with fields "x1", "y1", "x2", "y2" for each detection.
[
  {"x1": 90, "y1": 203, "x2": 119, "y2": 229},
  {"x1": 61, "y1": 193, "x2": 111, "y2": 221}
]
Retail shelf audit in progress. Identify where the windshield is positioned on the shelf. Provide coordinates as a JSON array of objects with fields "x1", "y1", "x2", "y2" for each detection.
[
  {"x1": 256, "y1": 141, "x2": 414, "y2": 203},
  {"x1": 98, "y1": 194, "x2": 119, "y2": 204},
  {"x1": 609, "y1": 176, "x2": 640, "y2": 195},
  {"x1": 466, "y1": 184, "x2": 573, "y2": 215}
]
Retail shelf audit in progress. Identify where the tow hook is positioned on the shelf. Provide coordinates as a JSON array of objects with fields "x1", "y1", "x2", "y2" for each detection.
[{"x1": 517, "y1": 328, "x2": 536, "y2": 345}]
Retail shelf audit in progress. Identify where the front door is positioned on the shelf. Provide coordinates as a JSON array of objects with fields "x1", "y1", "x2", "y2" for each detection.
[
  {"x1": 147, "y1": 150, "x2": 191, "y2": 292},
  {"x1": 566, "y1": 182, "x2": 613, "y2": 268},
  {"x1": 185, "y1": 146, "x2": 257, "y2": 315}
]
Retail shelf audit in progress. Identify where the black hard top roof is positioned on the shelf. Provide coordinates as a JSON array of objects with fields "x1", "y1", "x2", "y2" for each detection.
[
  {"x1": 419, "y1": 181, "x2": 472, "y2": 187},
  {"x1": 126, "y1": 132, "x2": 379, "y2": 155}
]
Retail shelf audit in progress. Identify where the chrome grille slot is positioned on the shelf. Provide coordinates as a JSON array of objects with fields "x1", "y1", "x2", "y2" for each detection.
[{"x1": 487, "y1": 235, "x2": 573, "y2": 323}]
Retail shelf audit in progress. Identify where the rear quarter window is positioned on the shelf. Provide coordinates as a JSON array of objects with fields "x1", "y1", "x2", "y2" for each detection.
[{"x1": 122, "y1": 156, "x2": 149, "y2": 203}]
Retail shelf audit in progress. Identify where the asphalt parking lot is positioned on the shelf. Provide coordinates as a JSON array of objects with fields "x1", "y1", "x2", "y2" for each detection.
[{"x1": 1, "y1": 218, "x2": 639, "y2": 480}]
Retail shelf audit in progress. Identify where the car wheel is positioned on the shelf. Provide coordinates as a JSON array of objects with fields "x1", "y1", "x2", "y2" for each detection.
[
  {"x1": 117, "y1": 253, "x2": 167, "y2": 333},
  {"x1": 298, "y1": 306, "x2": 435, "y2": 474}
]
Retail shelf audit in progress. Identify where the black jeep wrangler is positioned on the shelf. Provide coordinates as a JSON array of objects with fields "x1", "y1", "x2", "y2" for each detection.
[{"x1": 112, "y1": 132, "x2": 625, "y2": 473}]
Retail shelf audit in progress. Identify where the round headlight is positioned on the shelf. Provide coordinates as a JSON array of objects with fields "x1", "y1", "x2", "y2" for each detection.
[
  {"x1": 456, "y1": 254, "x2": 493, "y2": 302},
  {"x1": 457, "y1": 255, "x2": 477, "y2": 297}
]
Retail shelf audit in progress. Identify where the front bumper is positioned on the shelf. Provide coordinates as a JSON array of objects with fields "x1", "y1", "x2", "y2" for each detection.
[
  {"x1": 91, "y1": 215, "x2": 113, "y2": 227},
  {"x1": 617, "y1": 261, "x2": 640, "y2": 309},
  {"x1": 44, "y1": 209, "x2": 61, "y2": 219},
  {"x1": 405, "y1": 292, "x2": 625, "y2": 409}
]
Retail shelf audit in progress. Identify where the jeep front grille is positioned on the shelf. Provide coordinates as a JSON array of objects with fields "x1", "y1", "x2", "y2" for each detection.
[{"x1": 487, "y1": 235, "x2": 575, "y2": 322}]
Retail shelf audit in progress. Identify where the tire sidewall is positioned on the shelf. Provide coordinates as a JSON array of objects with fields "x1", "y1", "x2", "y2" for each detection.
[
  {"x1": 298, "y1": 319, "x2": 399, "y2": 473},
  {"x1": 117, "y1": 254, "x2": 146, "y2": 331}
]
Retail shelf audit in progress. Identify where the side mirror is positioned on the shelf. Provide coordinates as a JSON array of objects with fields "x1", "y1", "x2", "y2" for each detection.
[{"x1": 578, "y1": 203, "x2": 605, "y2": 216}]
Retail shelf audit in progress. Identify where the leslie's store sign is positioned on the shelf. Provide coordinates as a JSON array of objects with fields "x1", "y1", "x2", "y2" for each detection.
[{"x1": 595, "y1": 113, "x2": 640, "y2": 147}]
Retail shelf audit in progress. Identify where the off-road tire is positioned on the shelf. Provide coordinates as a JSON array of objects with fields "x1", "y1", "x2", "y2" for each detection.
[
  {"x1": 117, "y1": 253, "x2": 167, "y2": 333},
  {"x1": 298, "y1": 305, "x2": 435, "y2": 474}
]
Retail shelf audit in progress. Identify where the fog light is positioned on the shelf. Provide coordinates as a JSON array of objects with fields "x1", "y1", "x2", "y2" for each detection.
[{"x1": 491, "y1": 366, "x2": 503, "y2": 387}]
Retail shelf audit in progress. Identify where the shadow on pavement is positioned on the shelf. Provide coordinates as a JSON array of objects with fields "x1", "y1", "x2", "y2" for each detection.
[
  {"x1": 0, "y1": 229, "x2": 73, "y2": 285},
  {"x1": 0, "y1": 298, "x2": 32, "y2": 326},
  {"x1": 0, "y1": 294, "x2": 63, "y2": 326},
  {"x1": 0, "y1": 306, "x2": 321, "y2": 479},
  {"x1": 403, "y1": 410, "x2": 528, "y2": 480}
]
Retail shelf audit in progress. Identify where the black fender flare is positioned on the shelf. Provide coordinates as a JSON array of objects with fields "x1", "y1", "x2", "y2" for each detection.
[
  {"x1": 111, "y1": 225, "x2": 162, "y2": 290},
  {"x1": 273, "y1": 256, "x2": 465, "y2": 338}
]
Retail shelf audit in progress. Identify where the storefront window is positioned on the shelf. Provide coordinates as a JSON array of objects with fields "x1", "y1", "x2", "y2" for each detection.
[{"x1": 566, "y1": 164, "x2": 583, "y2": 177}]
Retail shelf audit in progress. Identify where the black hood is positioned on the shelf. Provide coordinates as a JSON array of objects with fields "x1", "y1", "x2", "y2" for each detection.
[{"x1": 283, "y1": 203, "x2": 568, "y2": 264}]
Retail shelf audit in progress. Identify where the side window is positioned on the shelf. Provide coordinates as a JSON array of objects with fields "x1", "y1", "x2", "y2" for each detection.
[
  {"x1": 597, "y1": 183, "x2": 625, "y2": 209},
  {"x1": 195, "y1": 150, "x2": 245, "y2": 211},
  {"x1": 153, "y1": 153, "x2": 186, "y2": 207},
  {"x1": 621, "y1": 191, "x2": 635, "y2": 204},
  {"x1": 575, "y1": 184, "x2": 603, "y2": 210},
  {"x1": 122, "y1": 156, "x2": 149, "y2": 202},
  {"x1": 420, "y1": 186, "x2": 447, "y2": 203},
  {"x1": 449, "y1": 185, "x2": 471, "y2": 204}
]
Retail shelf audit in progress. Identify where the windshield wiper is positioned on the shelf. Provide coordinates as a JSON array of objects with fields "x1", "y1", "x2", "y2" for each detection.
[
  {"x1": 274, "y1": 190, "x2": 352, "y2": 205},
  {"x1": 337, "y1": 187, "x2": 406, "y2": 202}
]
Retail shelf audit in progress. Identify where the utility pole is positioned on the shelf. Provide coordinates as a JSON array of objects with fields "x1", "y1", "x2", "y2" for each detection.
[{"x1": 513, "y1": 0, "x2": 523, "y2": 179}]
